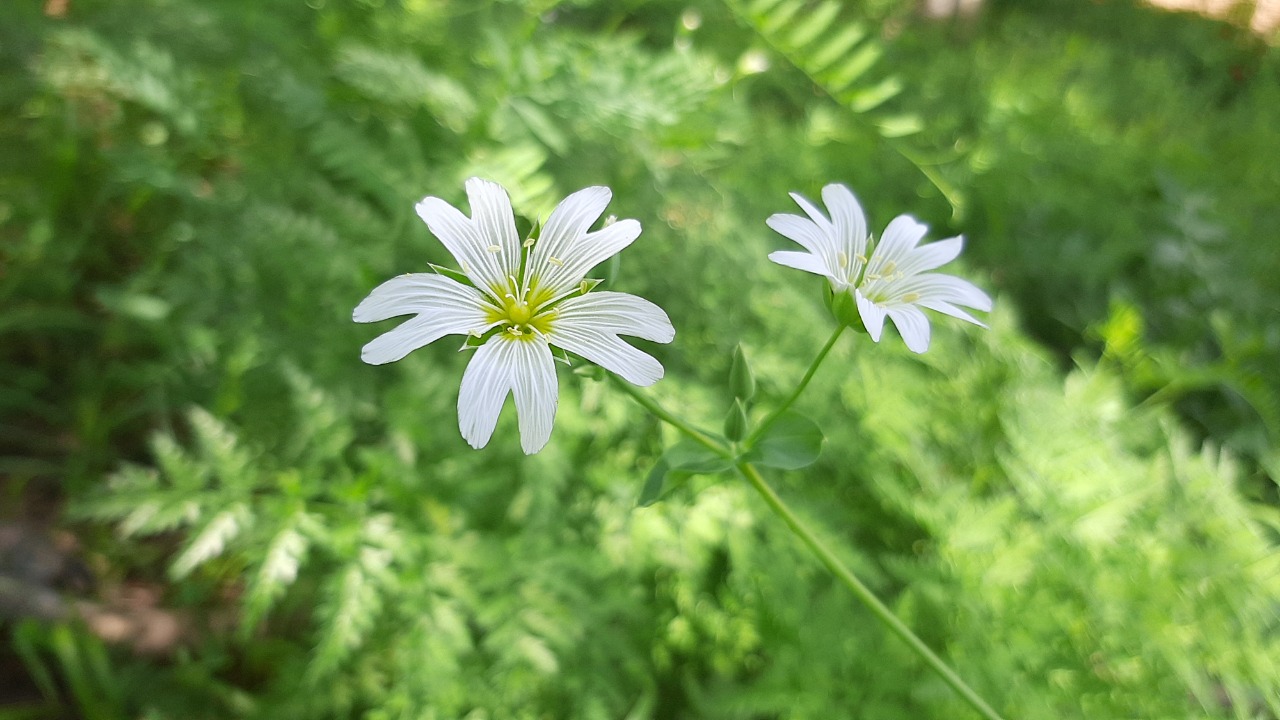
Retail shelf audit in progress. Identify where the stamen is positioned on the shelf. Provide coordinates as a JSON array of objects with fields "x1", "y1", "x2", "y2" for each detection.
[
  {"x1": 865, "y1": 273, "x2": 881, "y2": 281},
  {"x1": 523, "y1": 237, "x2": 536, "y2": 248},
  {"x1": 855, "y1": 254, "x2": 868, "y2": 264},
  {"x1": 468, "y1": 329, "x2": 483, "y2": 338},
  {"x1": 486, "y1": 244, "x2": 501, "y2": 253},
  {"x1": 882, "y1": 261, "x2": 897, "y2": 275},
  {"x1": 837, "y1": 252, "x2": 849, "y2": 269},
  {"x1": 900, "y1": 292, "x2": 920, "y2": 303},
  {"x1": 548, "y1": 256, "x2": 564, "y2": 267}
]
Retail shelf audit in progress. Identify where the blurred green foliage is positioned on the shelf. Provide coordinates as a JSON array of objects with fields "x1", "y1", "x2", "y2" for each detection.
[{"x1": 2, "y1": 0, "x2": 1278, "y2": 718}]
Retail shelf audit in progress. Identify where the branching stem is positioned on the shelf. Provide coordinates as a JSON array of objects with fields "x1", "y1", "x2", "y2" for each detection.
[{"x1": 610, "y1": 321, "x2": 1007, "y2": 720}]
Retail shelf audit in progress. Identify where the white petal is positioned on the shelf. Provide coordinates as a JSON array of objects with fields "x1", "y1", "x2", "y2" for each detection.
[
  {"x1": 533, "y1": 219, "x2": 641, "y2": 296},
  {"x1": 457, "y1": 336, "x2": 558, "y2": 453},
  {"x1": 361, "y1": 314, "x2": 488, "y2": 366},
  {"x1": 457, "y1": 340, "x2": 511, "y2": 450},
  {"x1": 766, "y1": 213, "x2": 834, "y2": 259},
  {"x1": 509, "y1": 339, "x2": 558, "y2": 454},
  {"x1": 768, "y1": 250, "x2": 837, "y2": 280},
  {"x1": 415, "y1": 179, "x2": 518, "y2": 298},
  {"x1": 898, "y1": 236, "x2": 963, "y2": 277},
  {"x1": 886, "y1": 305, "x2": 932, "y2": 353},
  {"x1": 821, "y1": 183, "x2": 869, "y2": 268},
  {"x1": 918, "y1": 299, "x2": 988, "y2": 328},
  {"x1": 355, "y1": 275, "x2": 493, "y2": 365},
  {"x1": 554, "y1": 291, "x2": 675, "y2": 343},
  {"x1": 465, "y1": 177, "x2": 522, "y2": 281},
  {"x1": 866, "y1": 214, "x2": 927, "y2": 279},
  {"x1": 526, "y1": 186, "x2": 617, "y2": 294},
  {"x1": 551, "y1": 325, "x2": 665, "y2": 386},
  {"x1": 353, "y1": 273, "x2": 490, "y2": 323},
  {"x1": 895, "y1": 273, "x2": 993, "y2": 312},
  {"x1": 789, "y1": 191, "x2": 834, "y2": 234},
  {"x1": 855, "y1": 290, "x2": 888, "y2": 342}
]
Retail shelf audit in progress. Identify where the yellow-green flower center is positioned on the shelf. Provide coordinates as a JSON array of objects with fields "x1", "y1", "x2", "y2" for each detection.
[{"x1": 486, "y1": 282, "x2": 556, "y2": 340}]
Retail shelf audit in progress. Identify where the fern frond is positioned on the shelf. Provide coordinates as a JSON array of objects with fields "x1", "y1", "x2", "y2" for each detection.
[
  {"x1": 188, "y1": 407, "x2": 254, "y2": 490},
  {"x1": 724, "y1": 0, "x2": 965, "y2": 214},
  {"x1": 726, "y1": 0, "x2": 894, "y2": 111},
  {"x1": 169, "y1": 503, "x2": 252, "y2": 580},
  {"x1": 308, "y1": 545, "x2": 393, "y2": 681},
  {"x1": 333, "y1": 44, "x2": 477, "y2": 132},
  {"x1": 242, "y1": 510, "x2": 316, "y2": 629},
  {"x1": 308, "y1": 120, "x2": 415, "y2": 213}
]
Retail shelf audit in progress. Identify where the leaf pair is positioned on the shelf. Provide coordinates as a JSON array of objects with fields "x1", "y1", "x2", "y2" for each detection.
[{"x1": 638, "y1": 412, "x2": 823, "y2": 506}]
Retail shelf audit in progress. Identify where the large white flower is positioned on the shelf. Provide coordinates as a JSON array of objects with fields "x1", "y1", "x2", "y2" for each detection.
[
  {"x1": 767, "y1": 183, "x2": 992, "y2": 353},
  {"x1": 355, "y1": 178, "x2": 674, "y2": 454}
]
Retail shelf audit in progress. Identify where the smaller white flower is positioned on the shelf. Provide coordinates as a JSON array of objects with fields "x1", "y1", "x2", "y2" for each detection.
[
  {"x1": 355, "y1": 178, "x2": 674, "y2": 454},
  {"x1": 767, "y1": 183, "x2": 992, "y2": 353}
]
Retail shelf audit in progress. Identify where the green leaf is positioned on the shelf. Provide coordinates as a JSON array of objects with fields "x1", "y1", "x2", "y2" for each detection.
[
  {"x1": 637, "y1": 441, "x2": 733, "y2": 507},
  {"x1": 748, "y1": 413, "x2": 824, "y2": 469},
  {"x1": 665, "y1": 439, "x2": 734, "y2": 474},
  {"x1": 637, "y1": 458, "x2": 669, "y2": 507}
]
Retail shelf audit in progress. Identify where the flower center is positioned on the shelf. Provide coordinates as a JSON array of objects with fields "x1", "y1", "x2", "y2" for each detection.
[{"x1": 486, "y1": 282, "x2": 556, "y2": 340}]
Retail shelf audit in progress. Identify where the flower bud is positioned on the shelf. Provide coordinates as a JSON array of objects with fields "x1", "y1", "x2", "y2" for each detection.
[
  {"x1": 723, "y1": 398, "x2": 749, "y2": 442},
  {"x1": 729, "y1": 344, "x2": 756, "y2": 402}
]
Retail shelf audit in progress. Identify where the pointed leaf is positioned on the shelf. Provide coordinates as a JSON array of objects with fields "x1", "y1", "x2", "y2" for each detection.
[
  {"x1": 637, "y1": 441, "x2": 733, "y2": 507},
  {"x1": 638, "y1": 458, "x2": 670, "y2": 507},
  {"x1": 665, "y1": 439, "x2": 734, "y2": 474},
  {"x1": 748, "y1": 413, "x2": 824, "y2": 469}
]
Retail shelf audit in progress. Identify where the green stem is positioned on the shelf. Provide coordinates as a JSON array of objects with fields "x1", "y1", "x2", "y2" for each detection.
[
  {"x1": 745, "y1": 324, "x2": 845, "y2": 447},
  {"x1": 736, "y1": 461, "x2": 1006, "y2": 720},
  {"x1": 608, "y1": 375, "x2": 727, "y2": 456}
]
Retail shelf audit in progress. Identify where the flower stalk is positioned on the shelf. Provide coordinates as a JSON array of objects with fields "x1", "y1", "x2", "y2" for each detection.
[{"x1": 743, "y1": 324, "x2": 844, "y2": 447}]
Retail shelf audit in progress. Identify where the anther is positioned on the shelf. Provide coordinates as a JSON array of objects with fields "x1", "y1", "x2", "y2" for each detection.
[
  {"x1": 837, "y1": 252, "x2": 849, "y2": 269},
  {"x1": 548, "y1": 256, "x2": 564, "y2": 267},
  {"x1": 486, "y1": 244, "x2": 501, "y2": 253},
  {"x1": 523, "y1": 237, "x2": 536, "y2": 248}
]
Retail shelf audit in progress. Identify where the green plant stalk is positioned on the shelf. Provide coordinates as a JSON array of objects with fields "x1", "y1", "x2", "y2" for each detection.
[
  {"x1": 744, "y1": 324, "x2": 845, "y2": 447},
  {"x1": 608, "y1": 375, "x2": 727, "y2": 456},
  {"x1": 613, "y1": 322, "x2": 1005, "y2": 720},
  {"x1": 735, "y1": 461, "x2": 1006, "y2": 720}
]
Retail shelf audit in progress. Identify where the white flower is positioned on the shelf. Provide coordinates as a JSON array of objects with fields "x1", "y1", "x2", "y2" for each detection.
[
  {"x1": 355, "y1": 178, "x2": 674, "y2": 454},
  {"x1": 767, "y1": 183, "x2": 992, "y2": 353}
]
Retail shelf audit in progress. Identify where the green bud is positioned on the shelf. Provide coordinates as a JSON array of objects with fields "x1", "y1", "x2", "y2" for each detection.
[
  {"x1": 729, "y1": 344, "x2": 756, "y2": 402},
  {"x1": 723, "y1": 398, "x2": 749, "y2": 442},
  {"x1": 824, "y1": 284, "x2": 868, "y2": 334}
]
